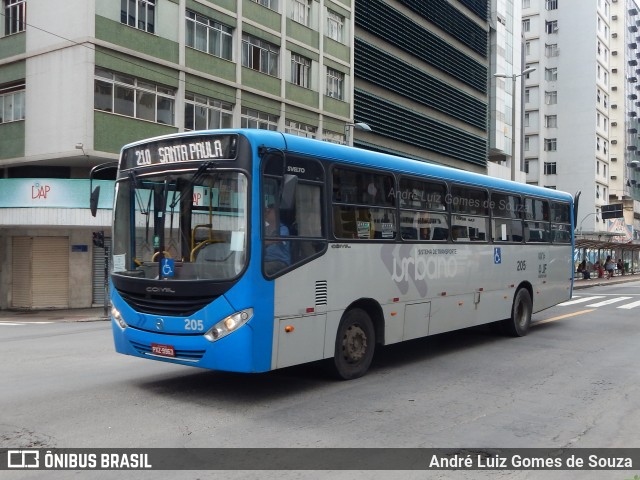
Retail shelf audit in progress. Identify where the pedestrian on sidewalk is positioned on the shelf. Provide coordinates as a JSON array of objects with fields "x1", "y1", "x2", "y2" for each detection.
[{"x1": 605, "y1": 255, "x2": 615, "y2": 279}]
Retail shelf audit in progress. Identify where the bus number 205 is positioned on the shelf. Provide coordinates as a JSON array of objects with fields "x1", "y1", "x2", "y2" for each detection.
[{"x1": 184, "y1": 319, "x2": 204, "y2": 331}]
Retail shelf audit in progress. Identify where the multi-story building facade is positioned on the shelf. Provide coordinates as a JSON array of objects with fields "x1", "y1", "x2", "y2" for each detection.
[
  {"x1": 352, "y1": 0, "x2": 492, "y2": 175},
  {"x1": 0, "y1": 0, "x2": 501, "y2": 310},
  {"x1": 0, "y1": 0, "x2": 359, "y2": 310},
  {"x1": 609, "y1": 0, "x2": 640, "y2": 241},
  {"x1": 489, "y1": 0, "x2": 527, "y2": 181},
  {"x1": 522, "y1": 0, "x2": 612, "y2": 233}
]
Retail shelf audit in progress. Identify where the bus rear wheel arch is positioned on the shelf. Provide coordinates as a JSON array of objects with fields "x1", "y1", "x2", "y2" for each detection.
[
  {"x1": 333, "y1": 308, "x2": 376, "y2": 380},
  {"x1": 503, "y1": 285, "x2": 533, "y2": 337}
]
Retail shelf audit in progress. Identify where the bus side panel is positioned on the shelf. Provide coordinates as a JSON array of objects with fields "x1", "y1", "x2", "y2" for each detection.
[{"x1": 272, "y1": 242, "x2": 572, "y2": 359}]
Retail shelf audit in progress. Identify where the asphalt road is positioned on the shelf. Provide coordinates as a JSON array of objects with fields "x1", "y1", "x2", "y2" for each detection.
[{"x1": 2, "y1": 281, "x2": 640, "y2": 480}]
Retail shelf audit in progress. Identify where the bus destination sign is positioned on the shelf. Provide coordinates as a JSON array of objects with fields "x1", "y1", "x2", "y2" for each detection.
[{"x1": 121, "y1": 134, "x2": 238, "y2": 170}]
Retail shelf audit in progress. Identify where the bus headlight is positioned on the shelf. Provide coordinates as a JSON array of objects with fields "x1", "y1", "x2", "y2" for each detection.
[
  {"x1": 205, "y1": 308, "x2": 253, "y2": 342},
  {"x1": 111, "y1": 305, "x2": 127, "y2": 329}
]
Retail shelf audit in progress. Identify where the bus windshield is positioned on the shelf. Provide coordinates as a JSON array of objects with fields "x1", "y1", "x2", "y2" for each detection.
[{"x1": 111, "y1": 169, "x2": 248, "y2": 281}]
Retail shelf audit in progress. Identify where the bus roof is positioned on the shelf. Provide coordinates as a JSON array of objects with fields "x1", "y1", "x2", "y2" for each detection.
[
  {"x1": 278, "y1": 132, "x2": 573, "y2": 204},
  {"x1": 121, "y1": 129, "x2": 573, "y2": 203}
]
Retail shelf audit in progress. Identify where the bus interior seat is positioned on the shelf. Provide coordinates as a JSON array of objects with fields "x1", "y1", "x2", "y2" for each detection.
[{"x1": 194, "y1": 242, "x2": 237, "y2": 278}]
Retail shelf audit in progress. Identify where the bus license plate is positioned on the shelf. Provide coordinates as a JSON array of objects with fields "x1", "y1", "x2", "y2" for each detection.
[{"x1": 151, "y1": 343, "x2": 175, "y2": 357}]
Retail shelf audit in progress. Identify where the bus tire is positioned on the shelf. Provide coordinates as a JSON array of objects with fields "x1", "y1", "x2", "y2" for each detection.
[
  {"x1": 333, "y1": 308, "x2": 375, "y2": 380},
  {"x1": 503, "y1": 287, "x2": 532, "y2": 337}
]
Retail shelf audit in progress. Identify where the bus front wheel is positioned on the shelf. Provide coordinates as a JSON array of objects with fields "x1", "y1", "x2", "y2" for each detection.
[
  {"x1": 503, "y1": 288, "x2": 532, "y2": 337},
  {"x1": 333, "y1": 308, "x2": 375, "y2": 380}
]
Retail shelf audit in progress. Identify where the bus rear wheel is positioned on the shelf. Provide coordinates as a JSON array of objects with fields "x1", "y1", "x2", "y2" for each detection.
[
  {"x1": 503, "y1": 287, "x2": 532, "y2": 337},
  {"x1": 333, "y1": 308, "x2": 375, "y2": 380}
]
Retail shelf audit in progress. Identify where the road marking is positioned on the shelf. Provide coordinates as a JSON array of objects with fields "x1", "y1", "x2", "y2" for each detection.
[
  {"x1": 558, "y1": 296, "x2": 605, "y2": 306},
  {"x1": 617, "y1": 300, "x2": 640, "y2": 310},
  {"x1": 0, "y1": 322, "x2": 23, "y2": 326},
  {"x1": 587, "y1": 297, "x2": 632, "y2": 307},
  {"x1": 534, "y1": 309, "x2": 594, "y2": 326}
]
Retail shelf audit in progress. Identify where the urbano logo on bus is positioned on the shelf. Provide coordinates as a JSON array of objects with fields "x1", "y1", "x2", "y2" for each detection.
[{"x1": 380, "y1": 244, "x2": 458, "y2": 296}]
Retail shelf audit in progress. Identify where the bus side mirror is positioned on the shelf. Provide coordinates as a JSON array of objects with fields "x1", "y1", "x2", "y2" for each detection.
[
  {"x1": 90, "y1": 185, "x2": 101, "y2": 217},
  {"x1": 280, "y1": 174, "x2": 298, "y2": 211}
]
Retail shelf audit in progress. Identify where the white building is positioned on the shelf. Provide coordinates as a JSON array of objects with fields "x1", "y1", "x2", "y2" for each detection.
[
  {"x1": 609, "y1": 0, "x2": 640, "y2": 240},
  {"x1": 522, "y1": 0, "x2": 611, "y2": 232}
]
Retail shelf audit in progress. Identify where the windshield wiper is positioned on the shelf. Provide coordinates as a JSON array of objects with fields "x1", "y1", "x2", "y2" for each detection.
[
  {"x1": 129, "y1": 170, "x2": 149, "y2": 215},
  {"x1": 168, "y1": 161, "x2": 217, "y2": 210}
]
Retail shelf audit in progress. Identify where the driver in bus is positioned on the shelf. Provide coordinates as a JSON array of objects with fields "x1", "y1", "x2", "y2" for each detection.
[{"x1": 264, "y1": 202, "x2": 291, "y2": 275}]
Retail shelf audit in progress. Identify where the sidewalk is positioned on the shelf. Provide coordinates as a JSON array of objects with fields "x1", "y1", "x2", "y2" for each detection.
[{"x1": 572, "y1": 271, "x2": 640, "y2": 289}]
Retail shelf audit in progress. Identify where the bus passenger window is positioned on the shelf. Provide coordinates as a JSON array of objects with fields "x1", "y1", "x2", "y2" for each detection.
[
  {"x1": 399, "y1": 177, "x2": 448, "y2": 242},
  {"x1": 332, "y1": 167, "x2": 396, "y2": 240},
  {"x1": 450, "y1": 185, "x2": 489, "y2": 242},
  {"x1": 491, "y1": 192, "x2": 523, "y2": 243},
  {"x1": 550, "y1": 201, "x2": 571, "y2": 244}
]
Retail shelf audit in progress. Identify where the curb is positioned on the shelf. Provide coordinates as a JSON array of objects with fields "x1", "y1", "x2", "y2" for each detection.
[{"x1": 573, "y1": 275, "x2": 640, "y2": 290}]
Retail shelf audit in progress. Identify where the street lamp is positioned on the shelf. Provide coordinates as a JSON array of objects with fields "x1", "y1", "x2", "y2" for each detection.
[
  {"x1": 578, "y1": 212, "x2": 600, "y2": 234},
  {"x1": 494, "y1": 67, "x2": 536, "y2": 181},
  {"x1": 344, "y1": 121, "x2": 372, "y2": 146}
]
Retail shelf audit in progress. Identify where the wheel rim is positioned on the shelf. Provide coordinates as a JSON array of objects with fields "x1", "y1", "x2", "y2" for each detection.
[{"x1": 341, "y1": 324, "x2": 368, "y2": 364}]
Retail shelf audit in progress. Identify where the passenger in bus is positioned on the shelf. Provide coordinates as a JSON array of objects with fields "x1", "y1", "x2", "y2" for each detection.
[{"x1": 264, "y1": 203, "x2": 291, "y2": 275}]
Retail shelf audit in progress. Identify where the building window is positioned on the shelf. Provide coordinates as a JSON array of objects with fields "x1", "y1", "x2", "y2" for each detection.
[
  {"x1": 545, "y1": 20, "x2": 558, "y2": 33},
  {"x1": 326, "y1": 9, "x2": 344, "y2": 42},
  {"x1": 545, "y1": 43, "x2": 559, "y2": 57},
  {"x1": 4, "y1": 0, "x2": 26, "y2": 35},
  {"x1": 524, "y1": 136, "x2": 531, "y2": 151},
  {"x1": 289, "y1": 0, "x2": 310, "y2": 26},
  {"x1": 524, "y1": 160, "x2": 530, "y2": 173},
  {"x1": 524, "y1": 112, "x2": 530, "y2": 127},
  {"x1": 121, "y1": 0, "x2": 155, "y2": 34},
  {"x1": 545, "y1": 91, "x2": 557, "y2": 105},
  {"x1": 545, "y1": 0, "x2": 558, "y2": 10},
  {"x1": 323, "y1": 129, "x2": 345, "y2": 144},
  {"x1": 525, "y1": 88, "x2": 531, "y2": 103},
  {"x1": 0, "y1": 83, "x2": 25, "y2": 123},
  {"x1": 290, "y1": 53, "x2": 311, "y2": 88},
  {"x1": 545, "y1": 68, "x2": 558, "y2": 81},
  {"x1": 242, "y1": 34, "x2": 280, "y2": 77},
  {"x1": 285, "y1": 119, "x2": 317, "y2": 138},
  {"x1": 185, "y1": 11, "x2": 233, "y2": 60},
  {"x1": 252, "y1": 0, "x2": 279, "y2": 11},
  {"x1": 184, "y1": 93, "x2": 233, "y2": 131},
  {"x1": 545, "y1": 115, "x2": 557, "y2": 128},
  {"x1": 94, "y1": 68, "x2": 175, "y2": 125},
  {"x1": 544, "y1": 162, "x2": 557, "y2": 175},
  {"x1": 326, "y1": 67, "x2": 344, "y2": 100},
  {"x1": 241, "y1": 107, "x2": 278, "y2": 130},
  {"x1": 523, "y1": 19, "x2": 530, "y2": 32},
  {"x1": 544, "y1": 138, "x2": 557, "y2": 151}
]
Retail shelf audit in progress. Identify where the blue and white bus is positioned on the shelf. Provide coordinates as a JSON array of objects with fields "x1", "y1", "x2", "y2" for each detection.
[{"x1": 91, "y1": 129, "x2": 574, "y2": 379}]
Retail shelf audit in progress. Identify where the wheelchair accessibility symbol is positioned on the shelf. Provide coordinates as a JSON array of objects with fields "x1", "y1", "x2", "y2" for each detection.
[
  {"x1": 161, "y1": 258, "x2": 175, "y2": 277},
  {"x1": 494, "y1": 247, "x2": 502, "y2": 264}
]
